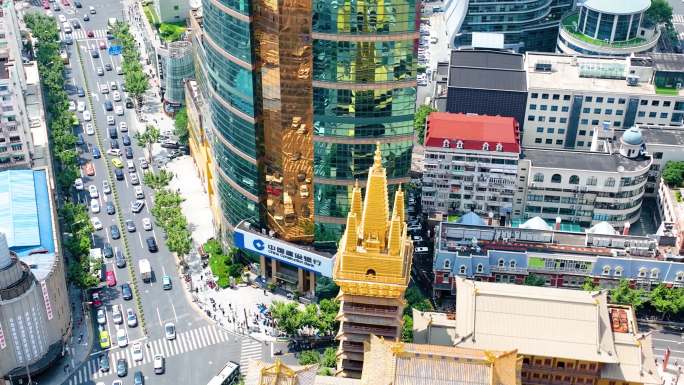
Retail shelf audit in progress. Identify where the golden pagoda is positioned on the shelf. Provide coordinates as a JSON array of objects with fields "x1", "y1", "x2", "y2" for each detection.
[{"x1": 332, "y1": 143, "x2": 413, "y2": 378}]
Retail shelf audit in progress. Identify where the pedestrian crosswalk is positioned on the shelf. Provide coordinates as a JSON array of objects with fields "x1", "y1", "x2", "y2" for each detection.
[
  {"x1": 66, "y1": 325, "x2": 238, "y2": 384},
  {"x1": 60, "y1": 28, "x2": 108, "y2": 41},
  {"x1": 674, "y1": 14, "x2": 684, "y2": 24},
  {"x1": 239, "y1": 338, "x2": 264, "y2": 370}
]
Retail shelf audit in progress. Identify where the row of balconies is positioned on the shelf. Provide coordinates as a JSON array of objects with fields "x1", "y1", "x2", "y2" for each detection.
[
  {"x1": 342, "y1": 324, "x2": 397, "y2": 338},
  {"x1": 342, "y1": 303, "x2": 399, "y2": 317}
]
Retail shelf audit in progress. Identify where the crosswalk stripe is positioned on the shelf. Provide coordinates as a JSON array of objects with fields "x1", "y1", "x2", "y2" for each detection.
[
  {"x1": 145, "y1": 343, "x2": 153, "y2": 362},
  {"x1": 170, "y1": 339, "x2": 179, "y2": 356},
  {"x1": 163, "y1": 339, "x2": 172, "y2": 357},
  {"x1": 179, "y1": 332, "x2": 189, "y2": 353},
  {"x1": 206, "y1": 326, "x2": 217, "y2": 345},
  {"x1": 154, "y1": 339, "x2": 163, "y2": 357},
  {"x1": 199, "y1": 326, "x2": 210, "y2": 347},
  {"x1": 189, "y1": 328, "x2": 200, "y2": 351}
]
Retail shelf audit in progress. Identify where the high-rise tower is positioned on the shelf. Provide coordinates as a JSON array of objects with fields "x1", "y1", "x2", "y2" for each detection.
[{"x1": 332, "y1": 144, "x2": 413, "y2": 378}]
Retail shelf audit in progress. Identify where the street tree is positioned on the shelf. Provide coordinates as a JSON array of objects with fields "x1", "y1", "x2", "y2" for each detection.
[
  {"x1": 524, "y1": 274, "x2": 546, "y2": 286},
  {"x1": 649, "y1": 284, "x2": 684, "y2": 320},
  {"x1": 414, "y1": 105, "x2": 436, "y2": 144},
  {"x1": 646, "y1": 0, "x2": 673, "y2": 24},
  {"x1": 174, "y1": 107, "x2": 189, "y2": 145},
  {"x1": 609, "y1": 279, "x2": 646, "y2": 312}
]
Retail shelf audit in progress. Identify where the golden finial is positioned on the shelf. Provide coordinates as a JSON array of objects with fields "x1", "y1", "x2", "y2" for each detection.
[
  {"x1": 373, "y1": 142, "x2": 382, "y2": 168},
  {"x1": 484, "y1": 350, "x2": 498, "y2": 363}
]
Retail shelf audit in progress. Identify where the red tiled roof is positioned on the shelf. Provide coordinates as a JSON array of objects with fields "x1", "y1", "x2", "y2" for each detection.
[{"x1": 424, "y1": 112, "x2": 520, "y2": 153}]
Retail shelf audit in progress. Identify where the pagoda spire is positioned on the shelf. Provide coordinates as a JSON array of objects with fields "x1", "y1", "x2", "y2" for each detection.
[{"x1": 360, "y1": 142, "x2": 389, "y2": 251}]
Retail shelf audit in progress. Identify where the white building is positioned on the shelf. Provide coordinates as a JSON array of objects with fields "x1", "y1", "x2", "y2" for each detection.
[
  {"x1": 513, "y1": 127, "x2": 652, "y2": 229},
  {"x1": 422, "y1": 113, "x2": 520, "y2": 221},
  {"x1": 522, "y1": 52, "x2": 684, "y2": 150}
]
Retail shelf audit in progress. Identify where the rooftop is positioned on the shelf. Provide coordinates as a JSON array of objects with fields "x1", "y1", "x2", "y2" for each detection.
[
  {"x1": 635, "y1": 126, "x2": 684, "y2": 146},
  {"x1": 582, "y1": 0, "x2": 650, "y2": 15},
  {"x1": 448, "y1": 49, "x2": 527, "y2": 92},
  {"x1": 522, "y1": 147, "x2": 651, "y2": 173},
  {"x1": 424, "y1": 112, "x2": 520, "y2": 153},
  {"x1": 526, "y1": 53, "x2": 667, "y2": 95},
  {"x1": 649, "y1": 53, "x2": 684, "y2": 73}
]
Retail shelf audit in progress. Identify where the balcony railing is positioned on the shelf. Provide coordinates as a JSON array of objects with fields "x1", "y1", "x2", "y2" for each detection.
[
  {"x1": 342, "y1": 303, "x2": 399, "y2": 316},
  {"x1": 560, "y1": 13, "x2": 660, "y2": 51},
  {"x1": 343, "y1": 324, "x2": 397, "y2": 338}
]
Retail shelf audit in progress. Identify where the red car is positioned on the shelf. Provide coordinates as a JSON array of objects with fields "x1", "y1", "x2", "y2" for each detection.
[
  {"x1": 106, "y1": 271, "x2": 116, "y2": 287},
  {"x1": 99, "y1": 41, "x2": 107, "y2": 50},
  {"x1": 61, "y1": 0, "x2": 70, "y2": 6},
  {"x1": 91, "y1": 291, "x2": 103, "y2": 307},
  {"x1": 87, "y1": 31, "x2": 94, "y2": 38},
  {"x1": 42, "y1": 1, "x2": 50, "y2": 9}
]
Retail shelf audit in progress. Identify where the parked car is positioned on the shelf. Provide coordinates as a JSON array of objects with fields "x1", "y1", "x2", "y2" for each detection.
[
  {"x1": 110, "y1": 224, "x2": 120, "y2": 239},
  {"x1": 126, "y1": 308, "x2": 137, "y2": 327},
  {"x1": 116, "y1": 358, "x2": 127, "y2": 377},
  {"x1": 121, "y1": 283, "x2": 132, "y2": 300},
  {"x1": 115, "y1": 249, "x2": 126, "y2": 268}
]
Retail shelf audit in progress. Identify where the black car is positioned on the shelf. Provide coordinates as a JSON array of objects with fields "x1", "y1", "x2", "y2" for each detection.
[
  {"x1": 71, "y1": 20, "x2": 80, "y2": 29},
  {"x1": 125, "y1": 147, "x2": 133, "y2": 159},
  {"x1": 125, "y1": 98, "x2": 134, "y2": 108},
  {"x1": 161, "y1": 141, "x2": 179, "y2": 149},
  {"x1": 116, "y1": 358, "x2": 127, "y2": 377},
  {"x1": 146, "y1": 237, "x2": 158, "y2": 252},
  {"x1": 77, "y1": 87, "x2": 85, "y2": 97},
  {"x1": 110, "y1": 225, "x2": 120, "y2": 239},
  {"x1": 99, "y1": 354, "x2": 110, "y2": 372},
  {"x1": 125, "y1": 219, "x2": 136, "y2": 232},
  {"x1": 115, "y1": 250, "x2": 126, "y2": 268},
  {"x1": 106, "y1": 201, "x2": 116, "y2": 215},
  {"x1": 114, "y1": 168, "x2": 124, "y2": 180},
  {"x1": 110, "y1": 140, "x2": 119, "y2": 149},
  {"x1": 103, "y1": 242, "x2": 113, "y2": 258},
  {"x1": 121, "y1": 283, "x2": 133, "y2": 300},
  {"x1": 134, "y1": 371, "x2": 144, "y2": 385},
  {"x1": 122, "y1": 134, "x2": 131, "y2": 146},
  {"x1": 74, "y1": 1, "x2": 82, "y2": 7},
  {"x1": 108, "y1": 127, "x2": 117, "y2": 139},
  {"x1": 91, "y1": 49, "x2": 99, "y2": 58},
  {"x1": 104, "y1": 100, "x2": 113, "y2": 111},
  {"x1": 105, "y1": 63, "x2": 112, "y2": 71}
]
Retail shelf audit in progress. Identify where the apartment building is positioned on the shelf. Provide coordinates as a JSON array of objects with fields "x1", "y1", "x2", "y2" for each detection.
[
  {"x1": 522, "y1": 53, "x2": 684, "y2": 150},
  {"x1": 421, "y1": 113, "x2": 520, "y2": 221},
  {"x1": 415, "y1": 279, "x2": 661, "y2": 385}
]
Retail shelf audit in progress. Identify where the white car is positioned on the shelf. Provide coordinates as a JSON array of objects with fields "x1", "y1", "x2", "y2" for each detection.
[
  {"x1": 58, "y1": 14, "x2": 67, "y2": 23},
  {"x1": 142, "y1": 217, "x2": 152, "y2": 231},
  {"x1": 119, "y1": 122, "x2": 128, "y2": 132},
  {"x1": 85, "y1": 123, "x2": 95, "y2": 135},
  {"x1": 89, "y1": 185, "x2": 99, "y2": 198},
  {"x1": 77, "y1": 101, "x2": 86, "y2": 112},
  {"x1": 415, "y1": 246, "x2": 429, "y2": 253},
  {"x1": 131, "y1": 342, "x2": 143, "y2": 361},
  {"x1": 68, "y1": 100, "x2": 76, "y2": 111},
  {"x1": 112, "y1": 91, "x2": 121, "y2": 102},
  {"x1": 164, "y1": 322, "x2": 176, "y2": 340},
  {"x1": 116, "y1": 328, "x2": 128, "y2": 348},
  {"x1": 114, "y1": 105, "x2": 124, "y2": 116},
  {"x1": 74, "y1": 178, "x2": 84, "y2": 190},
  {"x1": 91, "y1": 217, "x2": 103, "y2": 230},
  {"x1": 107, "y1": 148, "x2": 122, "y2": 156},
  {"x1": 90, "y1": 199, "x2": 100, "y2": 213},
  {"x1": 102, "y1": 180, "x2": 111, "y2": 194},
  {"x1": 116, "y1": 66, "x2": 123, "y2": 75},
  {"x1": 100, "y1": 84, "x2": 109, "y2": 94},
  {"x1": 138, "y1": 158, "x2": 148, "y2": 169},
  {"x1": 83, "y1": 110, "x2": 92, "y2": 121},
  {"x1": 107, "y1": 115, "x2": 115, "y2": 125},
  {"x1": 112, "y1": 381, "x2": 122, "y2": 385},
  {"x1": 96, "y1": 309, "x2": 106, "y2": 325},
  {"x1": 112, "y1": 305, "x2": 123, "y2": 324},
  {"x1": 110, "y1": 81, "x2": 118, "y2": 90},
  {"x1": 126, "y1": 308, "x2": 137, "y2": 327}
]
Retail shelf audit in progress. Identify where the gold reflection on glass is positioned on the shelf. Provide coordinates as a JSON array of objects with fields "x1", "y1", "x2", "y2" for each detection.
[{"x1": 255, "y1": 0, "x2": 314, "y2": 242}]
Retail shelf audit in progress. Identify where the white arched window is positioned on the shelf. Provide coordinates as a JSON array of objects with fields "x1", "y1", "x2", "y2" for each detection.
[
  {"x1": 498, "y1": 259, "x2": 505, "y2": 267},
  {"x1": 482, "y1": 142, "x2": 490, "y2": 151},
  {"x1": 442, "y1": 139, "x2": 450, "y2": 148},
  {"x1": 638, "y1": 268, "x2": 647, "y2": 278},
  {"x1": 459, "y1": 265, "x2": 467, "y2": 274},
  {"x1": 650, "y1": 268, "x2": 660, "y2": 279},
  {"x1": 444, "y1": 259, "x2": 450, "y2": 269},
  {"x1": 677, "y1": 272, "x2": 684, "y2": 282},
  {"x1": 456, "y1": 140, "x2": 463, "y2": 149},
  {"x1": 476, "y1": 264, "x2": 484, "y2": 273},
  {"x1": 602, "y1": 265, "x2": 611, "y2": 275},
  {"x1": 495, "y1": 143, "x2": 503, "y2": 152},
  {"x1": 509, "y1": 260, "x2": 516, "y2": 268},
  {"x1": 614, "y1": 266, "x2": 623, "y2": 277}
]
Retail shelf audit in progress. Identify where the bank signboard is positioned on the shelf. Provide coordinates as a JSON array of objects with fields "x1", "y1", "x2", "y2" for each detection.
[{"x1": 234, "y1": 229, "x2": 334, "y2": 277}]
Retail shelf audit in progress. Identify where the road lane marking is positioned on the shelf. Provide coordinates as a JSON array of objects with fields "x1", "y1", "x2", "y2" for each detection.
[
  {"x1": 171, "y1": 302, "x2": 178, "y2": 323},
  {"x1": 156, "y1": 306, "x2": 163, "y2": 327},
  {"x1": 138, "y1": 232, "x2": 144, "y2": 248}
]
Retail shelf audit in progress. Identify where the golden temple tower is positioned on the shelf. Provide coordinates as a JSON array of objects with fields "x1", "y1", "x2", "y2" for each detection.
[{"x1": 332, "y1": 143, "x2": 413, "y2": 378}]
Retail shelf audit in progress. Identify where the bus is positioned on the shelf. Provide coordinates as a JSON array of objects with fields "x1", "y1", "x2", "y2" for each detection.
[{"x1": 206, "y1": 361, "x2": 240, "y2": 385}]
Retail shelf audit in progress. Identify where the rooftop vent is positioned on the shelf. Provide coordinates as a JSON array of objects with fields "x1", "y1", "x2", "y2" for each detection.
[
  {"x1": 535, "y1": 62, "x2": 552, "y2": 72},
  {"x1": 626, "y1": 75, "x2": 639, "y2": 86}
]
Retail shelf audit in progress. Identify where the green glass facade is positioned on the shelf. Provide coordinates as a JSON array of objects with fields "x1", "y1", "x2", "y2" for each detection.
[
  {"x1": 312, "y1": 0, "x2": 418, "y2": 243},
  {"x1": 201, "y1": 0, "x2": 262, "y2": 230}
]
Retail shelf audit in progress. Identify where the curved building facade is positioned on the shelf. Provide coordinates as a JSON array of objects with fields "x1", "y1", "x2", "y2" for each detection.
[
  {"x1": 557, "y1": 0, "x2": 659, "y2": 57},
  {"x1": 447, "y1": 0, "x2": 574, "y2": 52},
  {"x1": 312, "y1": 0, "x2": 418, "y2": 243}
]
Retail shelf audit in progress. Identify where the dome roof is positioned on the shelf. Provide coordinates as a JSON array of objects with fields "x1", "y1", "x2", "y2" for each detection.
[
  {"x1": 622, "y1": 126, "x2": 643, "y2": 146},
  {"x1": 519, "y1": 216, "x2": 552, "y2": 231},
  {"x1": 586, "y1": 221, "x2": 618, "y2": 235},
  {"x1": 458, "y1": 212, "x2": 486, "y2": 226},
  {"x1": 582, "y1": 0, "x2": 650, "y2": 15}
]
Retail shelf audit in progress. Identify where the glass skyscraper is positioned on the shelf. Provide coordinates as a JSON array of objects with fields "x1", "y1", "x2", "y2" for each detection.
[{"x1": 200, "y1": 0, "x2": 417, "y2": 246}]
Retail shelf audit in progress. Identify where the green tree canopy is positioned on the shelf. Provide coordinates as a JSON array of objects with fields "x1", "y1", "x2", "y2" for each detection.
[
  {"x1": 609, "y1": 279, "x2": 646, "y2": 311},
  {"x1": 524, "y1": 274, "x2": 546, "y2": 286},
  {"x1": 646, "y1": 0, "x2": 673, "y2": 24},
  {"x1": 649, "y1": 284, "x2": 684, "y2": 320},
  {"x1": 174, "y1": 107, "x2": 189, "y2": 145},
  {"x1": 414, "y1": 105, "x2": 436, "y2": 145},
  {"x1": 662, "y1": 161, "x2": 684, "y2": 187}
]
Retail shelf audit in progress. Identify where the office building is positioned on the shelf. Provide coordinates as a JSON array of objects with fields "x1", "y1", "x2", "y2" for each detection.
[
  {"x1": 415, "y1": 278, "x2": 661, "y2": 385},
  {"x1": 421, "y1": 113, "x2": 520, "y2": 220},
  {"x1": 443, "y1": 50, "x2": 528, "y2": 127},
  {"x1": 522, "y1": 53, "x2": 684, "y2": 150},
  {"x1": 333, "y1": 145, "x2": 413, "y2": 378},
  {"x1": 429, "y1": 217, "x2": 684, "y2": 301},
  {"x1": 557, "y1": 0, "x2": 659, "y2": 57},
  {"x1": 153, "y1": 0, "x2": 191, "y2": 23},
  {"x1": 312, "y1": 0, "x2": 417, "y2": 242},
  {"x1": 198, "y1": 0, "x2": 418, "y2": 246},
  {"x1": 160, "y1": 40, "x2": 194, "y2": 109},
  {"x1": 443, "y1": 0, "x2": 573, "y2": 52},
  {"x1": 0, "y1": 170, "x2": 71, "y2": 379}
]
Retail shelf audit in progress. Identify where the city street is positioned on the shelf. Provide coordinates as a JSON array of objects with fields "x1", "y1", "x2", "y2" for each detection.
[
  {"x1": 640, "y1": 323, "x2": 684, "y2": 363},
  {"x1": 25, "y1": 0, "x2": 266, "y2": 384}
]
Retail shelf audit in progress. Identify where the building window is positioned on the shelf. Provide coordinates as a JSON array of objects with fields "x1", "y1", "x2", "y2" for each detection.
[
  {"x1": 605, "y1": 177, "x2": 616, "y2": 187},
  {"x1": 586, "y1": 176, "x2": 597, "y2": 186},
  {"x1": 585, "y1": 96, "x2": 593, "y2": 102},
  {"x1": 456, "y1": 140, "x2": 463, "y2": 149},
  {"x1": 509, "y1": 260, "x2": 516, "y2": 268},
  {"x1": 562, "y1": 106, "x2": 569, "y2": 112},
  {"x1": 583, "y1": 108, "x2": 590, "y2": 113},
  {"x1": 547, "y1": 127, "x2": 554, "y2": 133},
  {"x1": 651, "y1": 268, "x2": 660, "y2": 279},
  {"x1": 482, "y1": 143, "x2": 489, "y2": 151},
  {"x1": 528, "y1": 115, "x2": 535, "y2": 121},
  {"x1": 443, "y1": 139, "x2": 450, "y2": 148},
  {"x1": 530, "y1": 104, "x2": 537, "y2": 110},
  {"x1": 577, "y1": 141, "x2": 585, "y2": 147},
  {"x1": 602, "y1": 266, "x2": 611, "y2": 275},
  {"x1": 442, "y1": 273, "x2": 449, "y2": 281},
  {"x1": 676, "y1": 272, "x2": 684, "y2": 282},
  {"x1": 638, "y1": 268, "x2": 647, "y2": 278},
  {"x1": 652, "y1": 100, "x2": 660, "y2": 106},
  {"x1": 531, "y1": 93, "x2": 538, "y2": 99},
  {"x1": 476, "y1": 264, "x2": 483, "y2": 273},
  {"x1": 535, "y1": 138, "x2": 542, "y2": 143},
  {"x1": 459, "y1": 265, "x2": 467, "y2": 274},
  {"x1": 569, "y1": 175, "x2": 580, "y2": 184},
  {"x1": 614, "y1": 266, "x2": 623, "y2": 277},
  {"x1": 545, "y1": 139, "x2": 552, "y2": 144},
  {"x1": 640, "y1": 100, "x2": 648, "y2": 106},
  {"x1": 498, "y1": 259, "x2": 504, "y2": 267},
  {"x1": 551, "y1": 174, "x2": 562, "y2": 183},
  {"x1": 444, "y1": 259, "x2": 450, "y2": 269},
  {"x1": 496, "y1": 143, "x2": 503, "y2": 152},
  {"x1": 533, "y1": 173, "x2": 544, "y2": 182},
  {"x1": 536, "y1": 127, "x2": 544, "y2": 133}
]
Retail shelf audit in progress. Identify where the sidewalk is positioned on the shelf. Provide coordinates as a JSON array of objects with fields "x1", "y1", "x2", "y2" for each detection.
[
  {"x1": 658, "y1": 360, "x2": 683, "y2": 385},
  {"x1": 35, "y1": 285, "x2": 93, "y2": 385}
]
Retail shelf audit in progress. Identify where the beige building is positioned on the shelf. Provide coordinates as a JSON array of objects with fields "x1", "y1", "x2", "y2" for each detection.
[{"x1": 415, "y1": 278, "x2": 661, "y2": 385}]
